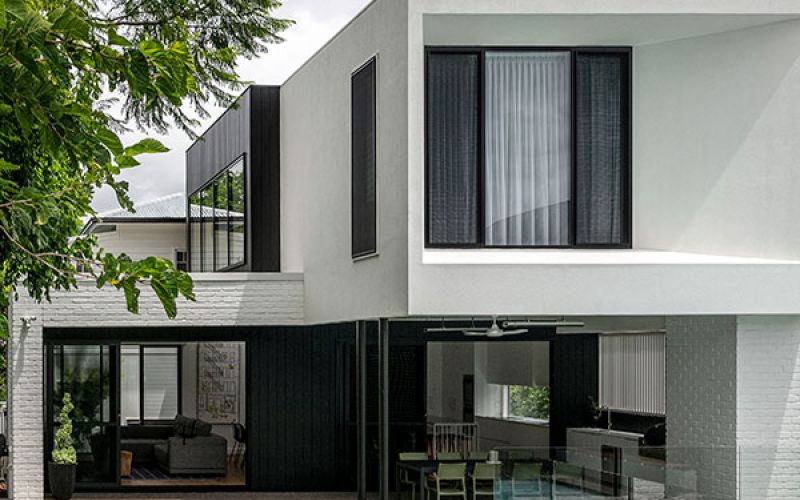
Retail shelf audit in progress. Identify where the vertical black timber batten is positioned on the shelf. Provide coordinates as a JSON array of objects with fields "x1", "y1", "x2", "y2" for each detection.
[
  {"x1": 185, "y1": 85, "x2": 281, "y2": 272},
  {"x1": 247, "y1": 324, "x2": 357, "y2": 492},
  {"x1": 249, "y1": 86, "x2": 281, "y2": 271}
]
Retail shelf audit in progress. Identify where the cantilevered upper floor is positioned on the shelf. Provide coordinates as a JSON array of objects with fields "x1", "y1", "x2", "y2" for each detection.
[{"x1": 186, "y1": 0, "x2": 800, "y2": 323}]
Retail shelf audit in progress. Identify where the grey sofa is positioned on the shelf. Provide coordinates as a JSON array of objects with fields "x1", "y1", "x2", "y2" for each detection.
[
  {"x1": 154, "y1": 434, "x2": 228, "y2": 475},
  {"x1": 120, "y1": 425, "x2": 174, "y2": 465}
]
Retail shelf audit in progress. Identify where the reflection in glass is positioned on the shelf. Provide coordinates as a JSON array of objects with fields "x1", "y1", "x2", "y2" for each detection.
[
  {"x1": 200, "y1": 186, "x2": 214, "y2": 272},
  {"x1": 214, "y1": 175, "x2": 230, "y2": 270},
  {"x1": 120, "y1": 346, "x2": 140, "y2": 424},
  {"x1": 189, "y1": 192, "x2": 202, "y2": 271},
  {"x1": 51, "y1": 345, "x2": 116, "y2": 484},
  {"x1": 228, "y1": 160, "x2": 245, "y2": 266}
]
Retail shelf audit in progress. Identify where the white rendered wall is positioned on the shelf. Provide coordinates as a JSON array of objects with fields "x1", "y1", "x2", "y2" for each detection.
[
  {"x1": 280, "y1": 0, "x2": 409, "y2": 323},
  {"x1": 405, "y1": 8, "x2": 800, "y2": 317},
  {"x1": 737, "y1": 316, "x2": 800, "y2": 499},
  {"x1": 93, "y1": 222, "x2": 186, "y2": 263},
  {"x1": 635, "y1": 19, "x2": 800, "y2": 260}
]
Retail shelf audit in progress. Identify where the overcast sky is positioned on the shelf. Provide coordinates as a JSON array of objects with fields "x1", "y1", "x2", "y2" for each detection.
[{"x1": 92, "y1": 0, "x2": 372, "y2": 212}]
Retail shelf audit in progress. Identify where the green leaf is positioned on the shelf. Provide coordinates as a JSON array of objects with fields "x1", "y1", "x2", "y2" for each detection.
[
  {"x1": 122, "y1": 281, "x2": 140, "y2": 314},
  {"x1": 151, "y1": 277, "x2": 177, "y2": 319},
  {"x1": 97, "y1": 127, "x2": 123, "y2": 156},
  {"x1": 4, "y1": 0, "x2": 26, "y2": 20},
  {"x1": 124, "y1": 138, "x2": 169, "y2": 156},
  {"x1": 0, "y1": 0, "x2": 7, "y2": 30},
  {"x1": 107, "y1": 28, "x2": 131, "y2": 47},
  {"x1": 0, "y1": 158, "x2": 19, "y2": 172},
  {"x1": 0, "y1": 313, "x2": 8, "y2": 341},
  {"x1": 115, "y1": 155, "x2": 140, "y2": 168},
  {"x1": 51, "y1": 7, "x2": 89, "y2": 38}
]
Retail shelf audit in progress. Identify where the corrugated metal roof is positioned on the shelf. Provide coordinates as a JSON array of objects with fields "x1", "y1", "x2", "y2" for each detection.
[
  {"x1": 97, "y1": 193, "x2": 187, "y2": 220},
  {"x1": 82, "y1": 192, "x2": 242, "y2": 235}
]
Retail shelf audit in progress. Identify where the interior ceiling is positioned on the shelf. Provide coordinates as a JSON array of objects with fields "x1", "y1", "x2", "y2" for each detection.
[{"x1": 423, "y1": 14, "x2": 800, "y2": 47}]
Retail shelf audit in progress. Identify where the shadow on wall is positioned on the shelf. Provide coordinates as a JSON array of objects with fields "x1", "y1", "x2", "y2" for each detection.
[{"x1": 635, "y1": 19, "x2": 800, "y2": 259}]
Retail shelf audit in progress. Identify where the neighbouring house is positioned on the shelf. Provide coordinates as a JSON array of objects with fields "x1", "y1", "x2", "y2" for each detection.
[
  {"x1": 9, "y1": 1, "x2": 800, "y2": 499},
  {"x1": 81, "y1": 192, "x2": 189, "y2": 270}
]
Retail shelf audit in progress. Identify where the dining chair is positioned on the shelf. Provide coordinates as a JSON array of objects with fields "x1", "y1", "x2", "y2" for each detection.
[
  {"x1": 438, "y1": 452, "x2": 462, "y2": 461},
  {"x1": 553, "y1": 462, "x2": 585, "y2": 497},
  {"x1": 425, "y1": 462, "x2": 467, "y2": 500},
  {"x1": 468, "y1": 451, "x2": 489, "y2": 461},
  {"x1": 398, "y1": 452, "x2": 429, "y2": 500},
  {"x1": 470, "y1": 462, "x2": 499, "y2": 499},
  {"x1": 507, "y1": 449, "x2": 535, "y2": 462},
  {"x1": 511, "y1": 462, "x2": 542, "y2": 499}
]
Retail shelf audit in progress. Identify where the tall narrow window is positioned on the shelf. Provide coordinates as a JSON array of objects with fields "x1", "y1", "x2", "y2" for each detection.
[
  {"x1": 214, "y1": 174, "x2": 229, "y2": 270},
  {"x1": 351, "y1": 57, "x2": 377, "y2": 258},
  {"x1": 143, "y1": 347, "x2": 180, "y2": 420},
  {"x1": 426, "y1": 53, "x2": 480, "y2": 246},
  {"x1": 485, "y1": 51, "x2": 572, "y2": 247},
  {"x1": 189, "y1": 192, "x2": 201, "y2": 271},
  {"x1": 575, "y1": 52, "x2": 629, "y2": 246},
  {"x1": 200, "y1": 186, "x2": 214, "y2": 271},
  {"x1": 228, "y1": 159, "x2": 246, "y2": 267}
]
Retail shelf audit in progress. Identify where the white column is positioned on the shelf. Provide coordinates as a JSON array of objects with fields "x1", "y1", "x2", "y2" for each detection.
[
  {"x1": 665, "y1": 316, "x2": 738, "y2": 499},
  {"x1": 8, "y1": 299, "x2": 45, "y2": 500},
  {"x1": 737, "y1": 316, "x2": 800, "y2": 499}
]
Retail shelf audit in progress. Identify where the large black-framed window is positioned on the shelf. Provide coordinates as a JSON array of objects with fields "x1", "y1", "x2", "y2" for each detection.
[
  {"x1": 120, "y1": 345, "x2": 182, "y2": 424},
  {"x1": 351, "y1": 56, "x2": 378, "y2": 259},
  {"x1": 188, "y1": 155, "x2": 247, "y2": 271},
  {"x1": 425, "y1": 46, "x2": 632, "y2": 249}
]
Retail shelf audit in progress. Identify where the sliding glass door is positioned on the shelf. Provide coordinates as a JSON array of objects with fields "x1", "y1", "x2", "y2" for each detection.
[{"x1": 46, "y1": 344, "x2": 120, "y2": 489}]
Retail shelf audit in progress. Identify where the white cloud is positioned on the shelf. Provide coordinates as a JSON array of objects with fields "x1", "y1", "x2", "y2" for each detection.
[{"x1": 92, "y1": 0, "x2": 372, "y2": 212}]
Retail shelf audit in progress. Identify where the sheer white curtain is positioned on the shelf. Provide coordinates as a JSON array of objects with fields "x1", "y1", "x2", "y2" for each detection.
[{"x1": 485, "y1": 51, "x2": 572, "y2": 246}]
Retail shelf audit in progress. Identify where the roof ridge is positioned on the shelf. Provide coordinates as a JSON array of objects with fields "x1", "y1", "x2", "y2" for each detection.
[{"x1": 97, "y1": 192, "x2": 184, "y2": 218}]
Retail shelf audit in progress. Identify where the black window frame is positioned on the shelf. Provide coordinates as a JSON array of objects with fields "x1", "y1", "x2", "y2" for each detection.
[
  {"x1": 188, "y1": 154, "x2": 248, "y2": 272},
  {"x1": 351, "y1": 56, "x2": 379, "y2": 260},
  {"x1": 424, "y1": 46, "x2": 633, "y2": 250},
  {"x1": 122, "y1": 344, "x2": 183, "y2": 426}
]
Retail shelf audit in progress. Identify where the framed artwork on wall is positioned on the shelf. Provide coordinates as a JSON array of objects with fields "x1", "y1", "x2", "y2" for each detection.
[{"x1": 197, "y1": 342, "x2": 240, "y2": 423}]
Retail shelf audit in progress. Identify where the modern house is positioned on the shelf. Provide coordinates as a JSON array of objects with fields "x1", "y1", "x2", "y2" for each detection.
[{"x1": 9, "y1": 1, "x2": 800, "y2": 499}]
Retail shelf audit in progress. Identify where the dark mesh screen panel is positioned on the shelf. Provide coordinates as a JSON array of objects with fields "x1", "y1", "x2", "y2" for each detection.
[
  {"x1": 575, "y1": 52, "x2": 629, "y2": 246},
  {"x1": 426, "y1": 53, "x2": 480, "y2": 245},
  {"x1": 352, "y1": 58, "x2": 377, "y2": 257}
]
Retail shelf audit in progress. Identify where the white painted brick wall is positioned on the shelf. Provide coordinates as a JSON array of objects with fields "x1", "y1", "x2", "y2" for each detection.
[
  {"x1": 8, "y1": 273, "x2": 304, "y2": 500},
  {"x1": 737, "y1": 316, "x2": 800, "y2": 499},
  {"x1": 666, "y1": 316, "x2": 738, "y2": 499}
]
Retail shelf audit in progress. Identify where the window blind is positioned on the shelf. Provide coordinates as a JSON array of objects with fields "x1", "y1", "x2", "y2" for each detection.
[
  {"x1": 143, "y1": 347, "x2": 180, "y2": 420},
  {"x1": 599, "y1": 334, "x2": 665, "y2": 415},
  {"x1": 426, "y1": 52, "x2": 480, "y2": 245}
]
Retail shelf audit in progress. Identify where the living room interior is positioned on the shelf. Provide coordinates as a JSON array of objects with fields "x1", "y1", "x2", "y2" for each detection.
[
  {"x1": 118, "y1": 341, "x2": 246, "y2": 487},
  {"x1": 45, "y1": 340, "x2": 247, "y2": 490}
]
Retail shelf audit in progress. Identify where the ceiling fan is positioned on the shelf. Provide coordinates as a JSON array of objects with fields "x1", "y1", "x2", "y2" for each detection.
[{"x1": 463, "y1": 316, "x2": 528, "y2": 338}]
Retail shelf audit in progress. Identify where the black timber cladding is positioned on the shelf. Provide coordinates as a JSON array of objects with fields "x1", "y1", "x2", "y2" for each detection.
[{"x1": 186, "y1": 86, "x2": 281, "y2": 272}]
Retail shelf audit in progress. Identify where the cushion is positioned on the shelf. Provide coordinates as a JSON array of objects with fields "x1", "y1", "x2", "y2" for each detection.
[
  {"x1": 174, "y1": 415, "x2": 197, "y2": 437},
  {"x1": 194, "y1": 418, "x2": 213, "y2": 437}
]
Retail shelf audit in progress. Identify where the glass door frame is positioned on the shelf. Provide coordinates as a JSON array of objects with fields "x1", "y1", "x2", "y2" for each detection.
[{"x1": 45, "y1": 341, "x2": 121, "y2": 491}]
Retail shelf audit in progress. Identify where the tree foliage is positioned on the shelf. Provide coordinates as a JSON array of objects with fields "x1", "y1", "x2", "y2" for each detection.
[
  {"x1": 509, "y1": 384, "x2": 550, "y2": 420},
  {"x1": 0, "y1": 0, "x2": 292, "y2": 338}
]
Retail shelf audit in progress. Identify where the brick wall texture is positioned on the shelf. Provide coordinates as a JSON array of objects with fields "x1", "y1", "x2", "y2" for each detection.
[{"x1": 8, "y1": 275, "x2": 303, "y2": 499}]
